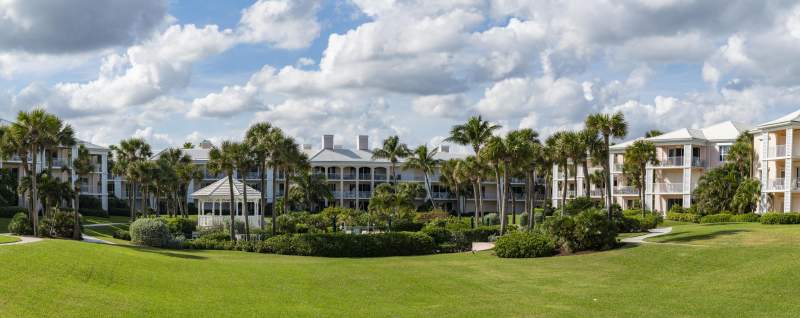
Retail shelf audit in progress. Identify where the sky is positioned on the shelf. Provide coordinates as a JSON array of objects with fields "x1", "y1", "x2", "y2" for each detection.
[{"x1": 2, "y1": 0, "x2": 800, "y2": 152}]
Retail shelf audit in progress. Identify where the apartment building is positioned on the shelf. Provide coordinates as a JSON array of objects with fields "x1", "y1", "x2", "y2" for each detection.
[
  {"x1": 0, "y1": 119, "x2": 110, "y2": 211},
  {"x1": 751, "y1": 110, "x2": 800, "y2": 212},
  {"x1": 551, "y1": 160, "x2": 605, "y2": 207},
  {"x1": 608, "y1": 121, "x2": 749, "y2": 213}
]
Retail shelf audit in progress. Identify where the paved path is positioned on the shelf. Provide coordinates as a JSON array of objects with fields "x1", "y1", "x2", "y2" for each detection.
[
  {"x1": 0, "y1": 235, "x2": 43, "y2": 246},
  {"x1": 621, "y1": 227, "x2": 672, "y2": 244},
  {"x1": 84, "y1": 223, "x2": 127, "y2": 228},
  {"x1": 472, "y1": 242, "x2": 495, "y2": 252},
  {"x1": 82, "y1": 234, "x2": 114, "y2": 245}
]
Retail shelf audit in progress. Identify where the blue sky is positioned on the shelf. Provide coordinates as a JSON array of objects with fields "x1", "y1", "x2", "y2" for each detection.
[{"x1": 2, "y1": 0, "x2": 800, "y2": 152}]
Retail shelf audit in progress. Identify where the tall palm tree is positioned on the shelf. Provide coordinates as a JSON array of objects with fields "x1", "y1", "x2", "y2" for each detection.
[
  {"x1": 507, "y1": 129, "x2": 537, "y2": 226},
  {"x1": 403, "y1": 145, "x2": 440, "y2": 210},
  {"x1": 546, "y1": 131, "x2": 572, "y2": 216},
  {"x1": 289, "y1": 170, "x2": 333, "y2": 212},
  {"x1": 157, "y1": 148, "x2": 192, "y2": 217},
  {"x1": 586, "y1": 112, "x2": 628, "y2": 219},
  {"x1": 208, "y1": 141, "x2": 240, "y2": 240},
  {"x1": 480, "y1": 136, "x2": 509, "y2": 233},
  {"x1": 623, "y1": 140, "x2": 658, "y2": 217},
  {"x1": 438, "y1": 159, "x2": 465, "y2": 217},
  {"x1": 233, "y1": 142, "x2": 256, "y2": 236},
  {"x1": 176, "y1": 160, "x2": 202, "y2": 218},
  {"x1": 446, "y1": 116, "x2": 500, "y2": 222},
  {"x1": 275, "y1": 136, "x2": 306, "y2": 215},
  {"x1": 372, "y1": 136, "x2": 411, "y2": 184},
  {"x1": 112, "y1": 138, "x2": 152, "y2": 221},
  {"x1": 72, "y1": 144, "x2": 94, "y2": 240},
  {"x1": 461, "y1": 156, "x2": 487, "y2": 227},
  {"x1": 129, "y1": 160, "x2": 158, "y2": 217},
  {"x1": 589, "y1": 169, "x2": 607, "y2": 204},
  {"x1": 245, "y1": 122, "x2": 279, "y2": 229}
]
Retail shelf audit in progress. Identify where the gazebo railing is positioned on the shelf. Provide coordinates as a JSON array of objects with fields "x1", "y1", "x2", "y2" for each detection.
[{"x1": 198, "y1": 215, "x2": 262, "y2": 228}]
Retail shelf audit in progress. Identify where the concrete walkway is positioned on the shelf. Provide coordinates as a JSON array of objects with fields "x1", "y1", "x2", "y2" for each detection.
[
  {"x1": 84, "y1": 223, "x2": 127, "y2": 228},
  {"x1": 0, "y1": 235, "x2": 43, "y2": 246},
  {"x1": 82, "y1": 234, "x2": 114, "y2": 245},
  {"x1": 472, "y1": 242, "x2": 495, "y2": 252},
  {"x1": 621, "y1": 227, "x2": 673, "y2": 244}
]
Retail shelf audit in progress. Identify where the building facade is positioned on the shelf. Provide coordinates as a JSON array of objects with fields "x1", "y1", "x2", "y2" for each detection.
[{"x1": 752, "y1": 110, "x2": 800, "y2": 213}]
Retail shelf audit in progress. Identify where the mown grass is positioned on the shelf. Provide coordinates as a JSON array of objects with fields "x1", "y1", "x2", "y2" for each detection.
[
  {"x1": 83, "y1": 224, "x2": 131, "y2": 245},
  {"x1": 82, "y1": 215, "x2": 131, "y2": 225},
  {"x1": 1, "y1": 222, "x2": 799, "y2": 317},
  {"x1": 0, "y1": 235, "x2": 19, "y2": 244}
]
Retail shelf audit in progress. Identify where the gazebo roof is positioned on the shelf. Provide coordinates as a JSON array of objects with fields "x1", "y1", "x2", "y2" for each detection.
[{"x1": 191, "y1": 177, "x2": 261, "y2": 200}]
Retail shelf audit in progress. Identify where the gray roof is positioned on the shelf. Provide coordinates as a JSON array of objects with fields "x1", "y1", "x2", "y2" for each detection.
[
  {"x1": 754, "y1": 109, "x2": 800, "y2": 129},
  {"x1": 190, "y1": 177, "x2": 261, "y2": 199},
  {"x1": 611, "y1": 121, "x2": 749, "y2": 151}
]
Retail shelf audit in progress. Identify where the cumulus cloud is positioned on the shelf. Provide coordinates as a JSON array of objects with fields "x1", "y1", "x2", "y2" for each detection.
[{"x1": 238, "y1": 0, "x2": 322, "y2": 49}]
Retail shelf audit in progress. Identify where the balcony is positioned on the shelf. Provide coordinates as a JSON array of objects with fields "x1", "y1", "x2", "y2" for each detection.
[
  {"x1": 327, "y1": 173, "x2": 340, "y2": 180},
  {"x1": 768, "y1": 145, "x2": 787, "y2": 158},
  {"x1": 766, "y1": 178, "x2": 785, "y2": 191},
  {"x1": 431, "y1": 192, "x2": 453, "y2": 199},
  {"x1": 691, "y1": 158, "x2": 706, "y2": 168},
  {"x1": 358, "y1": 173, "x2": 371, "y2": 180},
  {"x1": 342, "y1": 173, "x2": 356, "y2": 180},
  {"x1": 614, "y1": 186, "x2": 639, "y2": 195},
  {"x1": 374, "y1": 173, "x2": 387, "y2": 181},
  {"x1": 589, "y1": 189, "x2": 604, "y2": 197},
  {"x1": 555, "y1": 190, "x2": 576, "y2": 198},
  {"x1": 657, "y1": 156, "x2": 683, "y2": 167},
  {"x1": 654, "y1": 183, "x2": 683, "y2": 194},
  {"x1": 358, "y1": 191, "x2": 372, "y2": 198}
]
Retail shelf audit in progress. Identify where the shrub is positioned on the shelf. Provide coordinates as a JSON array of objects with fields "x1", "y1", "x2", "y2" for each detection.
[
  {"x1": 421, "y1": 227, "x2": 451, "y2": 245},
  {"x1": 482, "y1": 213, "x2": 501, "y2": 225},
  {"x1": 391, "y1": 219, "x2": 424, "y2": 232},
  {"x1": 495, "y1": 232, "x2": 556, "y2": 258},
  {"x1": 0, "y1": 206, "x2": 27, "y2": 218},
  {"x1": 165, "y1": 217, "x2": 197, "y2": 237},
  {"x1": 635, "y1": 214, "x2": 662, "y2": 230},
  {"x1": 699, "y1": 213, "x2": 733, "y2": 224},
  {"x1": 667, "y1": 212, "x2": 701, "y2": 223},
  {"x1": 614, "y1": 215, "x2": 641, "y2": 233},
  {"x1": 572, "y1": 210, "x2": 617, "y2": 251},
  {"x1": 668, "y1": 205, "x2": 684, "y2": 214},
  {"x1": 130, "y1": 218, "x2": 172, "y2": 247},
  {"x1": 8, "y1": 212, "x2": 33, "y2": 235},
  {"x1": 730, "y1": 213, "x2": 760, "y2": 223},
  {"x1": 38, "y1": 211, "x2": 80, "y2": 239},
  {"x1": 79, "y1": 208, "x2": 108, "y2": 218},
  {"x1": 263, "y1": 232, "x2": 436, "y2": 257},
  {"x1": 183, "y1": 237, "x2": 236, "y2": 250},
  {"x1": 760, "y1": 213, "x2": 800, "y2": 225},
  {"x1": 197, "y1": 228, "x2": 231, "y2": 241},
  {"x1": 459, "y1": 226, "x2": 500, "y2": 242},
  {"x1": 420, "y1": 226, "x2": 471, "y2": 252},
  {"x1": 113, "y1": 230, "x2": 131, "y2": 241},
  {"x1": 564, "y1": 197, "x2": 596, "y2": 215},
  {"x1": 414, "y1": 210, "x2": 450, "y2": 223}
]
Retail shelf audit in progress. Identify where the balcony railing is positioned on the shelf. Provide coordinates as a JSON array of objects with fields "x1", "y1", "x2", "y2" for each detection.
[
  {"x1": 374, "y1": 174, "x2": 387, "y2": 181},
  {"x1": 555, "y1": 190, "x2": 576, "y2": 198},
  {"x1": 654, "y1": 183, "x2": 683, "y2": 194},
  {"x1": 358, "y1": 191, "x2": 372, "y2": 198},
  {"x1": 768, "y1": 145, "x2": 787, "y2": 158},
  {"x1": 691, "y1": 158, "x2": 706, "y2": 168},
  {"x1": 657, "y1": 156, "x2": 683, "y2": 167},
  {"x1": 358, "y1": 173, "x2": 371, "y2": 180},
  {"x1": 767, "y1": 178, "x2": 786, "y2": 191},
  {"x1": 614, "y1": 186, "x2": 639, "y2": 195},
  {"x1": 343, "y1": 173, "x2": 356, "y2": 180},
  {"x1": 589, "y1": 189, "x2": 604, "y2": 197},
  {"x1": 327, "y1": 173, "x2": 340, "y2": 180}
]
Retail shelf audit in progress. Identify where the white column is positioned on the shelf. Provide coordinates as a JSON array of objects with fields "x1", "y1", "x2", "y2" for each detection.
[
  {"x1": 101, "y1": 152, "x2": 108, "y2": 211},
  {"x1": 785, "y1": 128, "x2": 794, "y2": 212},
  {"x1": 759, "y1": 133, "x2": 770, "y2": 213},
  {"x1": 645, "y1": 167, "x2": 654, "y2": 211},
  {"x1": 552, "y1": 164, "x2": 559, "y2": 207},
  {"x1": 682, "y1": 144, "x2": 692, "y2": 209}
]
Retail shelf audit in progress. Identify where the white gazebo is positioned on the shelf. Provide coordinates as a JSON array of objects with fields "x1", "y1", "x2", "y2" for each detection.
[{"x1": 192, "y1": 177, "x2": 263, "y2": 228}]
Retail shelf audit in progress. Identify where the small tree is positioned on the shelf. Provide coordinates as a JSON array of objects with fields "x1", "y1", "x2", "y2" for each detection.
[
  {"x1": 72, "y1": 145, "x2": 94, "y2": 240},
  {"x1": 623, "y1": 140, "x2": 658, "y2": 217}
]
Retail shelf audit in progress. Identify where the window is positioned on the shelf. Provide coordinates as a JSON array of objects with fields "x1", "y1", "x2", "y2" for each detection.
[
  {"x1": 719, "y1": 145, "x2": 731, "y2": 162},
  {"x1": 668, "y1": 148, "x2": 684, "y2": 158}
]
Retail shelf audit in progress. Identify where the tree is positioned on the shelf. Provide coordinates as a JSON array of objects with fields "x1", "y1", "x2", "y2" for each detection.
[
  {"x1": 289, "y1": 170, "x2": 332, "y2": 212},
  {"x1": 461, "y1": 155, "x2": 488, "y2": 227},
  {"x1": 369, "y1": 183, "x2": 423, "y2": 231},
  {"x1": 644, "y1": 130, "x2": 664, "y2": 138},
  {"x1": 207, "y1": 141, "x2": 240, "y2": 240},
  {"x1": 438, "y1": 159, "x2": 466, "y2": 217},
  {"x1": 232, "y1": 142, "x2": 256, "y2": 236},
  {"x1": 112, "y1": 138, "x2": 152, "y2": 221},
  {"x1": 622, "y1": 140, "x2": 658, "y2": 217},
  {"x1": 158, "y1": 148, "x2": 192, "y2": 217},
  {"x1": 246, "y1": 122, "x2": 281, "y2": 230},
  {"x1": 727, "y1": 132, "x2": 754, "y2": 180},
  {"x1": 586, "y1": 112, "x2": 628, "y2": 219},
  {"x1": 546, "y1": 131, "x2": 573, "y2": 216},
  {"x1": 129, "y1": 160, "x2": 158, "y2": 217},
  {"x1": 372, "y1": 136, "x2": 410, "y2": 184},
  {"x1": 446, "y1": 116, "x2": 500, "y2": 224},
  {"x1": 72, "y1": 144, "x2": 94, "y2": 240},
  {"x1": 589, "y1": 169, "x2": 607, "y2": 204},
  {"x1": 182, "y1": 142, "x2": 195, "y2": 149},
  {"x1": 732, "y1": 178, "x2": 761, "y2": 214},
  {"x1": 403, "y1": 145, "x2": 440, "y2": 209}
]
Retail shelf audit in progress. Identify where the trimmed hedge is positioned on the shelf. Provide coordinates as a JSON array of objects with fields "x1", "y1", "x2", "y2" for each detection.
[
  {"x1": 459, "y1": 226, "x2": 500, "y2": 242},
  {"x1": 699, "y1": 213, "x2": 732, "y2": 224},
  {"x1": 79, "y1": 208, "x2": 108, "y2": 218},
  {"x1": 130, "y1": 218, "x2": 172, "y2": 247},
  {"x1": 0, "y1": 206, "x2": 27, "y2": 218},
  {"x1": 667, "y1": 212, "x2": 701, "y2": 223},
  {"x1": 730, "y1": 213, "x2": 760, "y2": 223},
  {"x1": 263, "y1": 232, "x2": 436, "y2": 257},
  {"x1": 495, "y1": 232, "x2": 556, "y2": 258},
  {"x1": 482, "y1": 213, "x2": 501, "y2": 225},
  {"x1": 165, "y1": 217, "x2": 197, "y2": 238},
  {"x1": 760, "y1": 213, "x2": 800, "y2": 225},
  {"x1": 113, "y1": 230, "x2": 131, "y2": 241}
]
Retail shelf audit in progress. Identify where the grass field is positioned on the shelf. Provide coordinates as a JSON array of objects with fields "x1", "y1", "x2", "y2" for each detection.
[
  {"x1": 83, "y1": 224, "x2": 131, "y2": 245},
  {"x1": 82, "y1": 215, "x2": 131, "y2": 225},
  {"x1": 1, "y1": 222, "x2": 799, "y2": 317},
  {"x1": 0, "y1": 235, "x2": 19, "y2": 244}
]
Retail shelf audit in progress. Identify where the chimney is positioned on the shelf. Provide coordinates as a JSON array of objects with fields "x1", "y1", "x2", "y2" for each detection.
[
  {"x1": 199, "y1": 140, "x2": 213, "y2": 149},
  {"x1": 322, "y1": 135, "x2": 334, "y2": 150},
  {"x1": 357, "y1": 135, "x2": 369, "y2": 151},
  {"x1": 438, "y1": 145, "x2": 450, "y2": 153}
]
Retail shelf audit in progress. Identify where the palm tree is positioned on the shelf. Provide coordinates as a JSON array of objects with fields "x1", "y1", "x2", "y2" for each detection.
[
  {"x1": 578, "y1": 129, "x2": 603, "y2": 199},
  {"x1": 586, "y1": 112, "x2": 628, "y2": 219},
  {"x1": 403, "y1": 145, "x2": 440, "y2": 209},
  {"x1": 644, "y1": 130, "x2": 664, "y2": 138},
  {"x1": 623, "y1": 140, "x2": 658, "y2": 217},
  {"x1": 157, "y1": 148, "x2": 192, "y2": 217},
  {"x1": 589, "y1": 169, "x2": 607, "y2": 204},
  {"x1": 246, "y1": 122, "x2": 282, "y2": 229},
  {"x1": 274, "y1": 136, "x2": 306, "y2": 215},
  {"x1": 233, "y1": 142, "x2": 256, "y2": 236},
  {"x1": 289, "y1": 170, "x2": 333, "y2": 212},
  {"x1": 461, "y1": 156, "x2": 487, "y2": 227},
  {"x1": 176, "y1": 160, "x2": 202, "y2": 218},
  {"x1": 508, "y1": 129, "x2": 538, "y2": 226},
  {"x1": 546, "y1": 131, "x2": 572, "y2": 216},
  {"x1": 129, "y1": 160, "x2": 158, "y2": 217},
  {"x1": 72, "y1": 144, "x2": 93, "y2": 240},
  {"x1": 208, "y1": 141, "x2": 240, "y2": 240},
  {"x1": 438, "y1": 159, "x2": 465, "y2": 217},
  {"x1": 112, "y1": 138, "x2": 152, "y2": 221},
  {"x1": 480, "y1": 136, "x2": 509, "y2": 233},
  {"x1": 446, "y1": 116, "x2": 500, "y2": 224},
  {"x1": 372, "y1": 136, "x2": 410, "y2": 184}
]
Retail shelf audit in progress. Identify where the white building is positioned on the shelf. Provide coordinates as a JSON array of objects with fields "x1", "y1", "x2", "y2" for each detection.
[
  {"x1": 608, "y1": 121, "x2": 749, "y2": 213},
  {"x1": 751, "y1": 110, "x2": 800, "y2": 212},
  {"x1": 551, "y1": 159, "x2": 605, "y2": 207}
]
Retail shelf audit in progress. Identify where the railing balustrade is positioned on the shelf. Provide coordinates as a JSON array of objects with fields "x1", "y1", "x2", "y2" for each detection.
[
  {"x1": 613, "y1": 186, "x2": 639, "y2": 195},
  {"x1": 654, "y1": 183, "x2": 683, "y2": 193}
]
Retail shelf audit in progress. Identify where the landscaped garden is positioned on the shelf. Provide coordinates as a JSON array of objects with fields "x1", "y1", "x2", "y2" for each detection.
[{"x1": 1, "y1": 221, "x2": 799, "y2": 317}]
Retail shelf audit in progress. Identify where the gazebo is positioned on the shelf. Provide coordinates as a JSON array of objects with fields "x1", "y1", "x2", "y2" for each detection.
[{"x1": 192, "y1": 177, "x2": 263, "y2": 228}]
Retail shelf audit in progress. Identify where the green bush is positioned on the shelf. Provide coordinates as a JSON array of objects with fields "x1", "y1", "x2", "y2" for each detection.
[
  {"x1": 79, "y1": 208, "x2": 108, "y2": 218},
  {"x1": 113, "y1": 230, "x2": 131, "y2": 241},
  {"x1": 760, "y1": 213, "x2": 800, "y2": 225},
  {"x1": 482, "y1": 213, "x2": 500, "y2": 225},
  {"x1": 545, "y1": 210, "x2": 617, "y2": 253},
  {"x1": 130, "y1": 218, "x2": 172, "y2": 247},
  {"x1": 459, "y1": 226, "x2": 500, "y2": 242},
  {"x1": 495, "y1": 232, "x2": 556, "y2": 258},
  {"x1": 421, "y1": 227, "x2": 451, "y2": 245},
  {"x1": 414, "y1": 210, "x2": 450, "y2": 223},
  {"x1": 0, "y1": 206, "x2": 27, "y2": 218},
  {"x1": 263, "y1": 232, "x2": 436, "y2": 257},
  {"x1": 730, "y1": 213, "x2": 760, "y2": 222},
  {"x1": 197, "y1": 228, "x2": 231, "y2": 241},
  {"x1": 38, "y1": 211, "x2": 80, "y2": 239},
  {"x1": 668, "y1": 205, "x2": 684, "y2": 214},
  {"x1": 699, "y1": 213, "x2": 733, "y2": 224},
  {"x1": 634, "y1": 214, "x2": 663, "y2": 230},
  {"x1": 564, "y1": 197, "x2": 597, "y2": 215},
  {"x1": 8, "y1": 212, "x2": 32, "y2": 235},
  {"x1": 165, "y1": 217, "x2": 197, "y2": 237},
  {"x1": 392, "y1": 219, "x2": 424, "y2": 232},
  {"x1": 667, "y1": 212, "x2": 701, "y2": 223},
  {"x1": 183, "y1": 237, "x2": 236, "y2": 250}
]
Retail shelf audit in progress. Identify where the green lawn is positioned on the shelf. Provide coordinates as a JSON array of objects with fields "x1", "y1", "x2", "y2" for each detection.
[
  {"x1": 0, "y1": 235, "x2": 19, "y2": 244},
  {"x1": 82, "y1": 215, "x2": 131, "y2": 225},
  {"x1": 83, "y1": 224, "x2": 131, "y2": 245},
  {"x1": 1, "y1": 223, "x2": 800, "y2": 317}
]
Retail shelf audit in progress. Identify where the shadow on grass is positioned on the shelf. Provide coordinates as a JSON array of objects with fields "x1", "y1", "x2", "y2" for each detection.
[
  {"x1": 655, "y1": 229, "x2": 749, "y2": 243},
  {"x1": 116, "y1": 245, "x2": 208, "y2": 260}
]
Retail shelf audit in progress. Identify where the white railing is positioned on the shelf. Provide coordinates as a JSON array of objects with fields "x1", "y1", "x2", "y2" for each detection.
[
  {"x1": 555, "y1": 190, "x2": 576, "y2": 198},
  {"x1": 613, "y1": 163, "x2": 624, "y2": 173},
  {"x1": 768, "y1": 178, "x2": 785, "y2": 191},
  {"x1": 358, "y1": 191, "x2": 372, "y2": 198},
  {"x1": 198, "y1": 215, "x2": 262, "y2": 228},
  {"x1": 654, "y1": 183, "x2": 683, "y2": 194},
  {"x1": 342, "y1": 173, "x2": 356, "y2": 180},
  {"x1": 614, "y1": 186, "x2": 639, "y2": 195},
  {"x1": 589, "y1": 189, "x2": 604, "y2": 197},
  {"x1": 657, "y1": 156, "x2": 683, "y2": 167},
  {"x1": 374, "y1": 174, "x2": 387, "y2": 180},
  {"x1": 691, "y1": 158, "x2": 706, "y2": 168}
]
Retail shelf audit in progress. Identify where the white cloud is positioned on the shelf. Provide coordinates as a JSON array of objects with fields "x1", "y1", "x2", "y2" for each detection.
[{"x1": 238, "y1": 0, "x2": 322, "y2": 49}]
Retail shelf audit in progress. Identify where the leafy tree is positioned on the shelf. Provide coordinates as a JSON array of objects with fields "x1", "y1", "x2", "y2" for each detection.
[
  {"x1": 545, "y1": 131, "x2": 573, "y2": 216},
  {"x1": 644, "y1": 130, "x2": 664, "y2": 138},
  {"x1": 446, "y1": 116, "x2": 500, "y2": 223},
  {"x1": 368, "y1": 183, "x2": 423, "y2": 231},
  {"x1": 208, "y1": 141, "x2": 240, "y2": 240},
  {"x1": 622, "y1": 140, "x2": 658, "y2": 217},
  {"x1": 111, "y1": 138, "x2": 152, "y2": 221},
  {"x1": 403, "y1": 145, "x2": 440, "y2": 209},
  {"x1": 72, "y1": 144, "x2": 94, "y2": 240},
  {"x1": 586, "y1": 112, "x2": 628, "y2": 219},
  {"x1": 246, "y1": 122, "x2": 283, "y2": 232},
  {"x1": 289, "y1": 170, "x2": 333, "y2": 212},
  {"x1": 732, "y1": 178, "x2": 761, "y2": 214},
  {"x1": 461, "y1": 155, "x2": 488, "y2": 227},
  {"x1": 371, "y1": 136, "x2": 410, "y2": 184}
]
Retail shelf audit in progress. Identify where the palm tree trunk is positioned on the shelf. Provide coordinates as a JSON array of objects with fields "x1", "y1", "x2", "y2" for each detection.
[
  {"x1": 640, "y1": 164, "x2": 646, "y2": 218},
  {"x1": 604, "y1": 134, "x2": 612, "y2": 219},
  {"x1": 477, "y1": 176, "x2": 484, "y2": 220},
  {"x1": 282, "y1": 168, "x2": 289, "y2": 214},
  {"x1": 271, "y1": 165, "x2": 278, "y2": 235},
  {"x1": 582, "y1": 160, "x2": 590, "y2": 199},
  {"x1": 455, "y1": 184, "x2": 461, "y2": 218},
  {"x1": 472, "y1": 181, "x2": 479, "y2": 228},
  {"x1": 259, "y1": 165, "x2": 266, "y2": 229},
  {"x1": 141, "y1": 185, "x2": 147, "y2": 217},
  {"x1": 227, "y1": 174, "x2": 237, "y2": 241},
  {"x1": 494, "y1": 167, "x2": 502, "y2": 227},
  {"x1": 243, "y1": 176, "x2": 250, "y2": 236},
  {"x1": 561, "y1": 164, "x2": 568, "y2": 217},
  {"x1": 529, "y1": 170, "x2": 537, "y2": 229},
  {"x1": 129, "y1": 182, "x2": 135, "y2": 221},
  {"x1": 500, "y1": 165, "x2": 510, "y2": 235},
  {"x1": 31, "y1": 146, "x2": 39, "y2": 236}
]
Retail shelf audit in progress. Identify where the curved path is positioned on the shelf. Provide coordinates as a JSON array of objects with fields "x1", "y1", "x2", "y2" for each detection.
[
  {"x1": 621, "y1": 227, "x2": 672, "y2": 244},
  {"x1": 472, "y1": 242, "x2": 495, "y2": 252},
  {"x1": 0, "y1": 235, "x2": 43, "y2": 246}
]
